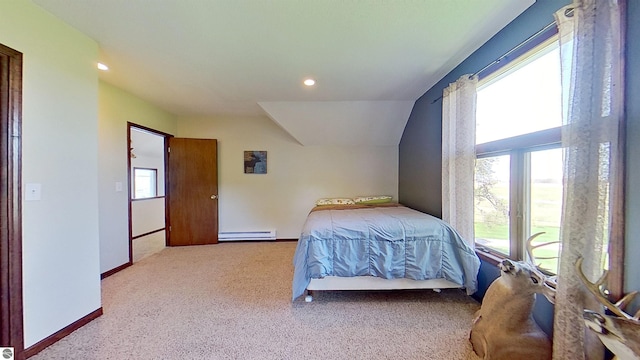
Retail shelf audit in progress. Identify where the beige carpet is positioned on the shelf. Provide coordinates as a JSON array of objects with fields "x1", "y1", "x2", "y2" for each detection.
[{"x1": 30, "y1": 242, "x2": 482, "y2": 360}]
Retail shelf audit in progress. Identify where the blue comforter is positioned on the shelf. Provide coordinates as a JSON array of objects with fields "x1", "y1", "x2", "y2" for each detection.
[{"x1": 292, "y1": 205, "x2": 480, "y2": 300}]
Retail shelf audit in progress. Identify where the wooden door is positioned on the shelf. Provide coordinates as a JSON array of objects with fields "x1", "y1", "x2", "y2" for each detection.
[{"x1": 168, "y1": 138, "x2": 218, "y2": 246}]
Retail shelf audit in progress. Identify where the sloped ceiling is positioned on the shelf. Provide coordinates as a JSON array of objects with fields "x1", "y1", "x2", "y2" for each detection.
[
  {"x1": 260, "y1": 101, "x2": 413, "y2": 146},
  {"x1": 33, "y1": 0, "x2": 534, "y2": 146}
]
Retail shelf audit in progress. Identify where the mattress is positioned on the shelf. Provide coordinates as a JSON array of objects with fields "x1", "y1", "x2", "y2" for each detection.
[{"x1": 292, "y1": 204, "x2": 480, "y2": 300}]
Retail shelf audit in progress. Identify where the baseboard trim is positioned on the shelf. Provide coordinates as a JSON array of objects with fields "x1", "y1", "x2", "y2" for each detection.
[
  {"x1": 100, "y1": 261, "x2": 132, "y2": 279},
  {"x1": 132, "y1": 228, "x2": 165, "y2": 240},
  {"x1": 275, "y1": 238, "x2": 298, "y2": 242},
  {"x1": 24, "y1": 307, "x2": 103, "y2": 358}
]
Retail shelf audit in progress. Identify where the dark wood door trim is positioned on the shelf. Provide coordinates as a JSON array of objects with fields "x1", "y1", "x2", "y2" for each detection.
[
  {"x1": 126, "y1": 122, "x2": 172, "y2": 265},
  {"x1": 0, "y1": 43, "x2": 24, "y2": 359}
]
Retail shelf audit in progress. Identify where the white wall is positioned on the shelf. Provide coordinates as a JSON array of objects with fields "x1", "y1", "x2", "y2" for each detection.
[
  {"x1": 177, "y1": 115, "x2": 399, "y2": 238},
  {"x1": 132, "y1": 198, "x2": 165, "y2": 236},
  {"x1": 98, "y1": 81, "x2": 177, "y2": 273},
  {"x1": 0, "y1": 0, "x2": 101, "y2": 347}
]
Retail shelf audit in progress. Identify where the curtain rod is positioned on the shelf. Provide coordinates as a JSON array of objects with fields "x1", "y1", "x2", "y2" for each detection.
[
  {"x1": 472, "y1": 7, "x2": 573, "y2": 80},
  {"x1": 470, "y1": 21, "x2": 557, "y2": 79},
  {"x1": 429, "y1": 7, "x2": 573, "y2": 105}
]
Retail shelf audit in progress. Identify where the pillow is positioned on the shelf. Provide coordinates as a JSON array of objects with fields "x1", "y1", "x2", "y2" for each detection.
[
  {"x1": 353, "y1": 195, "x2": 393, "y2": 204},
  {"x1": 315, "y1": 198, "x2": 355, "y2": 206}
]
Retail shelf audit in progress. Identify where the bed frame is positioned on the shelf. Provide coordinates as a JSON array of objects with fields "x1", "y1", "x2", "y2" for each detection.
[{"x1": 304, "y1": 276, "x2": 463, "y2": 302}]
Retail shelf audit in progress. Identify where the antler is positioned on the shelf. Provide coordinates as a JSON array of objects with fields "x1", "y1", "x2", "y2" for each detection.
[
  {"x1": 575, "y1": 257, "x2": 640, "y2": 320},
  {"x1": 526, "y1": 232, "x2": 560, "y2": 270}
]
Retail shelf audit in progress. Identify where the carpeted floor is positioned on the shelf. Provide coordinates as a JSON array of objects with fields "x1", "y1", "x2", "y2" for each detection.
[{"x1": 30, "y1": 242, "x2": 482, "y2": 360}]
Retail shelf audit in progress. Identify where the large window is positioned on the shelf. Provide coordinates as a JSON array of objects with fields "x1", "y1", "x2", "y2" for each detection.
[{"x1": 474, "y1": 36, "x2": 563, "y2": 273}]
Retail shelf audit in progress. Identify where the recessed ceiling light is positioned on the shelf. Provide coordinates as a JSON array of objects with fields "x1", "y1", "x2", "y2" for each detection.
[
  {"x1": 303, "y1": 78, "x2": 315, "y2": 86},
  {"x1": 97, "y1": 62, "x2": 109, "y2": 71}
]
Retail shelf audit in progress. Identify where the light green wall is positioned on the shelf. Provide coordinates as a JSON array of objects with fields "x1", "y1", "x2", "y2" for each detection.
[
  {"x1": 98, "y1": 81, "x2": 177, "y2": 273},
  {"x1": 178, "y1": 115, "x2": 399, "y2": 238},
  {"x1": 0, "y1": 0, "x2": 101, "y2": 348},
  {"x1": 99, "y1": 81, "x2": 178, "y2": 135}
]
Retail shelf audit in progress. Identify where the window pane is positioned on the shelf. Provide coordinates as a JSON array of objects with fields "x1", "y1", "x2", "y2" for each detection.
[
  {"x1": 134, "y1": 168, "x2": 157, "y2": 199},
  {"x1": 476, "y1": 42, "x2": 562, "y2": 144},
  {"x1": 528, "y1": 148, "x2": 562, "y2": 273},
  {"x1": 474, "y1": 155, "x2": 510, "y2": 255}
]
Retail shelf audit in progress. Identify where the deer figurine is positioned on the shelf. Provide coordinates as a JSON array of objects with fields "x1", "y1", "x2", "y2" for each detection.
[
  {"x1": 576, "y1": 257, "x2": 640, "y2": 360},
  {"x1": 470, "y1": 233, "x2": 557, "y2": 360}
]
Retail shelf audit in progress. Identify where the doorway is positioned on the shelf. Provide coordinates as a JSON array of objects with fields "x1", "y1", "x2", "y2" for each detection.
[
  {"x1": 127, "y1": 123, "x2": 170, "y2": 263},
  {"x1": 127, "y1": 123, "x2": 220, "y2": 258}
]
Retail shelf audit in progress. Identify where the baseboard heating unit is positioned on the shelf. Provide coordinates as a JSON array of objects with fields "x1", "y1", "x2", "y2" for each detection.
[{"x1": 218, "y1": 230, "x2": 276, "y2": 241}]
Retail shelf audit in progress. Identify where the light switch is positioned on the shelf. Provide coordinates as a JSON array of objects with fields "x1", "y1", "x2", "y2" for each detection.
[
  {"x1": 25, "y1": 183, "x2": 42, "y2": 201},
  {"x1": 115, "y1": 181, "x2": 123, "y2": 192}
]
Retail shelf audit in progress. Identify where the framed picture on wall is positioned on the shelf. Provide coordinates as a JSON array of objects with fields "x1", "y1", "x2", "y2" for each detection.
[{"x1": 244, "y1": 151, "x2": 267, "y2": 174}]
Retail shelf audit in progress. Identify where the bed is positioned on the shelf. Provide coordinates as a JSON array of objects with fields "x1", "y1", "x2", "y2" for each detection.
[{"x1": 292, "y1": 202, "x2": 480, "y2": 301}]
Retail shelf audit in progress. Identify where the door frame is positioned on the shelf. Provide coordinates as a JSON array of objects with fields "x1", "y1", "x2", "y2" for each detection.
[
  {"x1": 0, "y1": 43, "x2": 24, "y2": 359},
  {"x1": 126, "y1": 122, "x2": 173, "y2": 262}
]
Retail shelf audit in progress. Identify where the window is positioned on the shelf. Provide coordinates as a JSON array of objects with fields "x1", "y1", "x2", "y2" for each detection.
[
  {"x1": 133, "y1": 167, "x2": 157, "y2": 199},
  {"x1": 474, "y1": 155, "x2": 510, "y2": 255},
  {"x1": 474, "y1": 36, "x2": 563, "y2": 273},
  {"x1": 475, "y1": 39, "x2": 562, "y2": 144}
]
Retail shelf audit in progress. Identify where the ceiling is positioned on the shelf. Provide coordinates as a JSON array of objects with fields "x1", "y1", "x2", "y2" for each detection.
[
  {"x1": 130, "y1": 127, "x2": 165, "y2": 159},
  {"x1": 33, "y1": 0, "x2": 534, "y2": 145}
]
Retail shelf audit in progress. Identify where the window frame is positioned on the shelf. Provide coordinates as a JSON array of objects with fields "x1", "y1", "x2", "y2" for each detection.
[
  {"x1": 475, "y1": 129, "x2": 561, "y2": 270},
  {"x1": 133, "y1": 167, "x2": 158, "y2": 200}
]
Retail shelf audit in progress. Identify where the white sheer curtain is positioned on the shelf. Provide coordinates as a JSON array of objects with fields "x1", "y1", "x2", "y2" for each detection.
[
  {"x1": 441, "y1": 75, "x2": 478, "y2": 246},
  {"x1": 553, "y1": 1, "x2": 624, "y2": 359}
]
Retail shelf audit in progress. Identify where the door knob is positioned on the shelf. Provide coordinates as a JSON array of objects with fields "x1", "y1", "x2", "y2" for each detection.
[{"x1": 211, "y1": 195, "x2": 218, "y2": 200}]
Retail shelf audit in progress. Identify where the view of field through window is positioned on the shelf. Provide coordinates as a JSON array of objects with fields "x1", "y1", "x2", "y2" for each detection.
[
  {"x1": 474, "y1": 155, "x2": 510, "y2": 254},
  {"x1": 474, "y1": 151, "x2": 563, "y2": 273},
  {"x1": 529, "y1": 149, "x2": 562, "y2": 272}
]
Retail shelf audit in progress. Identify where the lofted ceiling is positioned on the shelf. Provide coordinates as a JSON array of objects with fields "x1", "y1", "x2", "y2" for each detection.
[{"x1": 33, "y1": 0, "x2": 534, "y2": 146}]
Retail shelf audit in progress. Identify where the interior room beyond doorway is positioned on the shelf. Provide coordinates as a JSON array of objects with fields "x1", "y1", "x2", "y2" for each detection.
[{"x1": 129, "y1": 126, "x2": 167, "y2": 262}]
